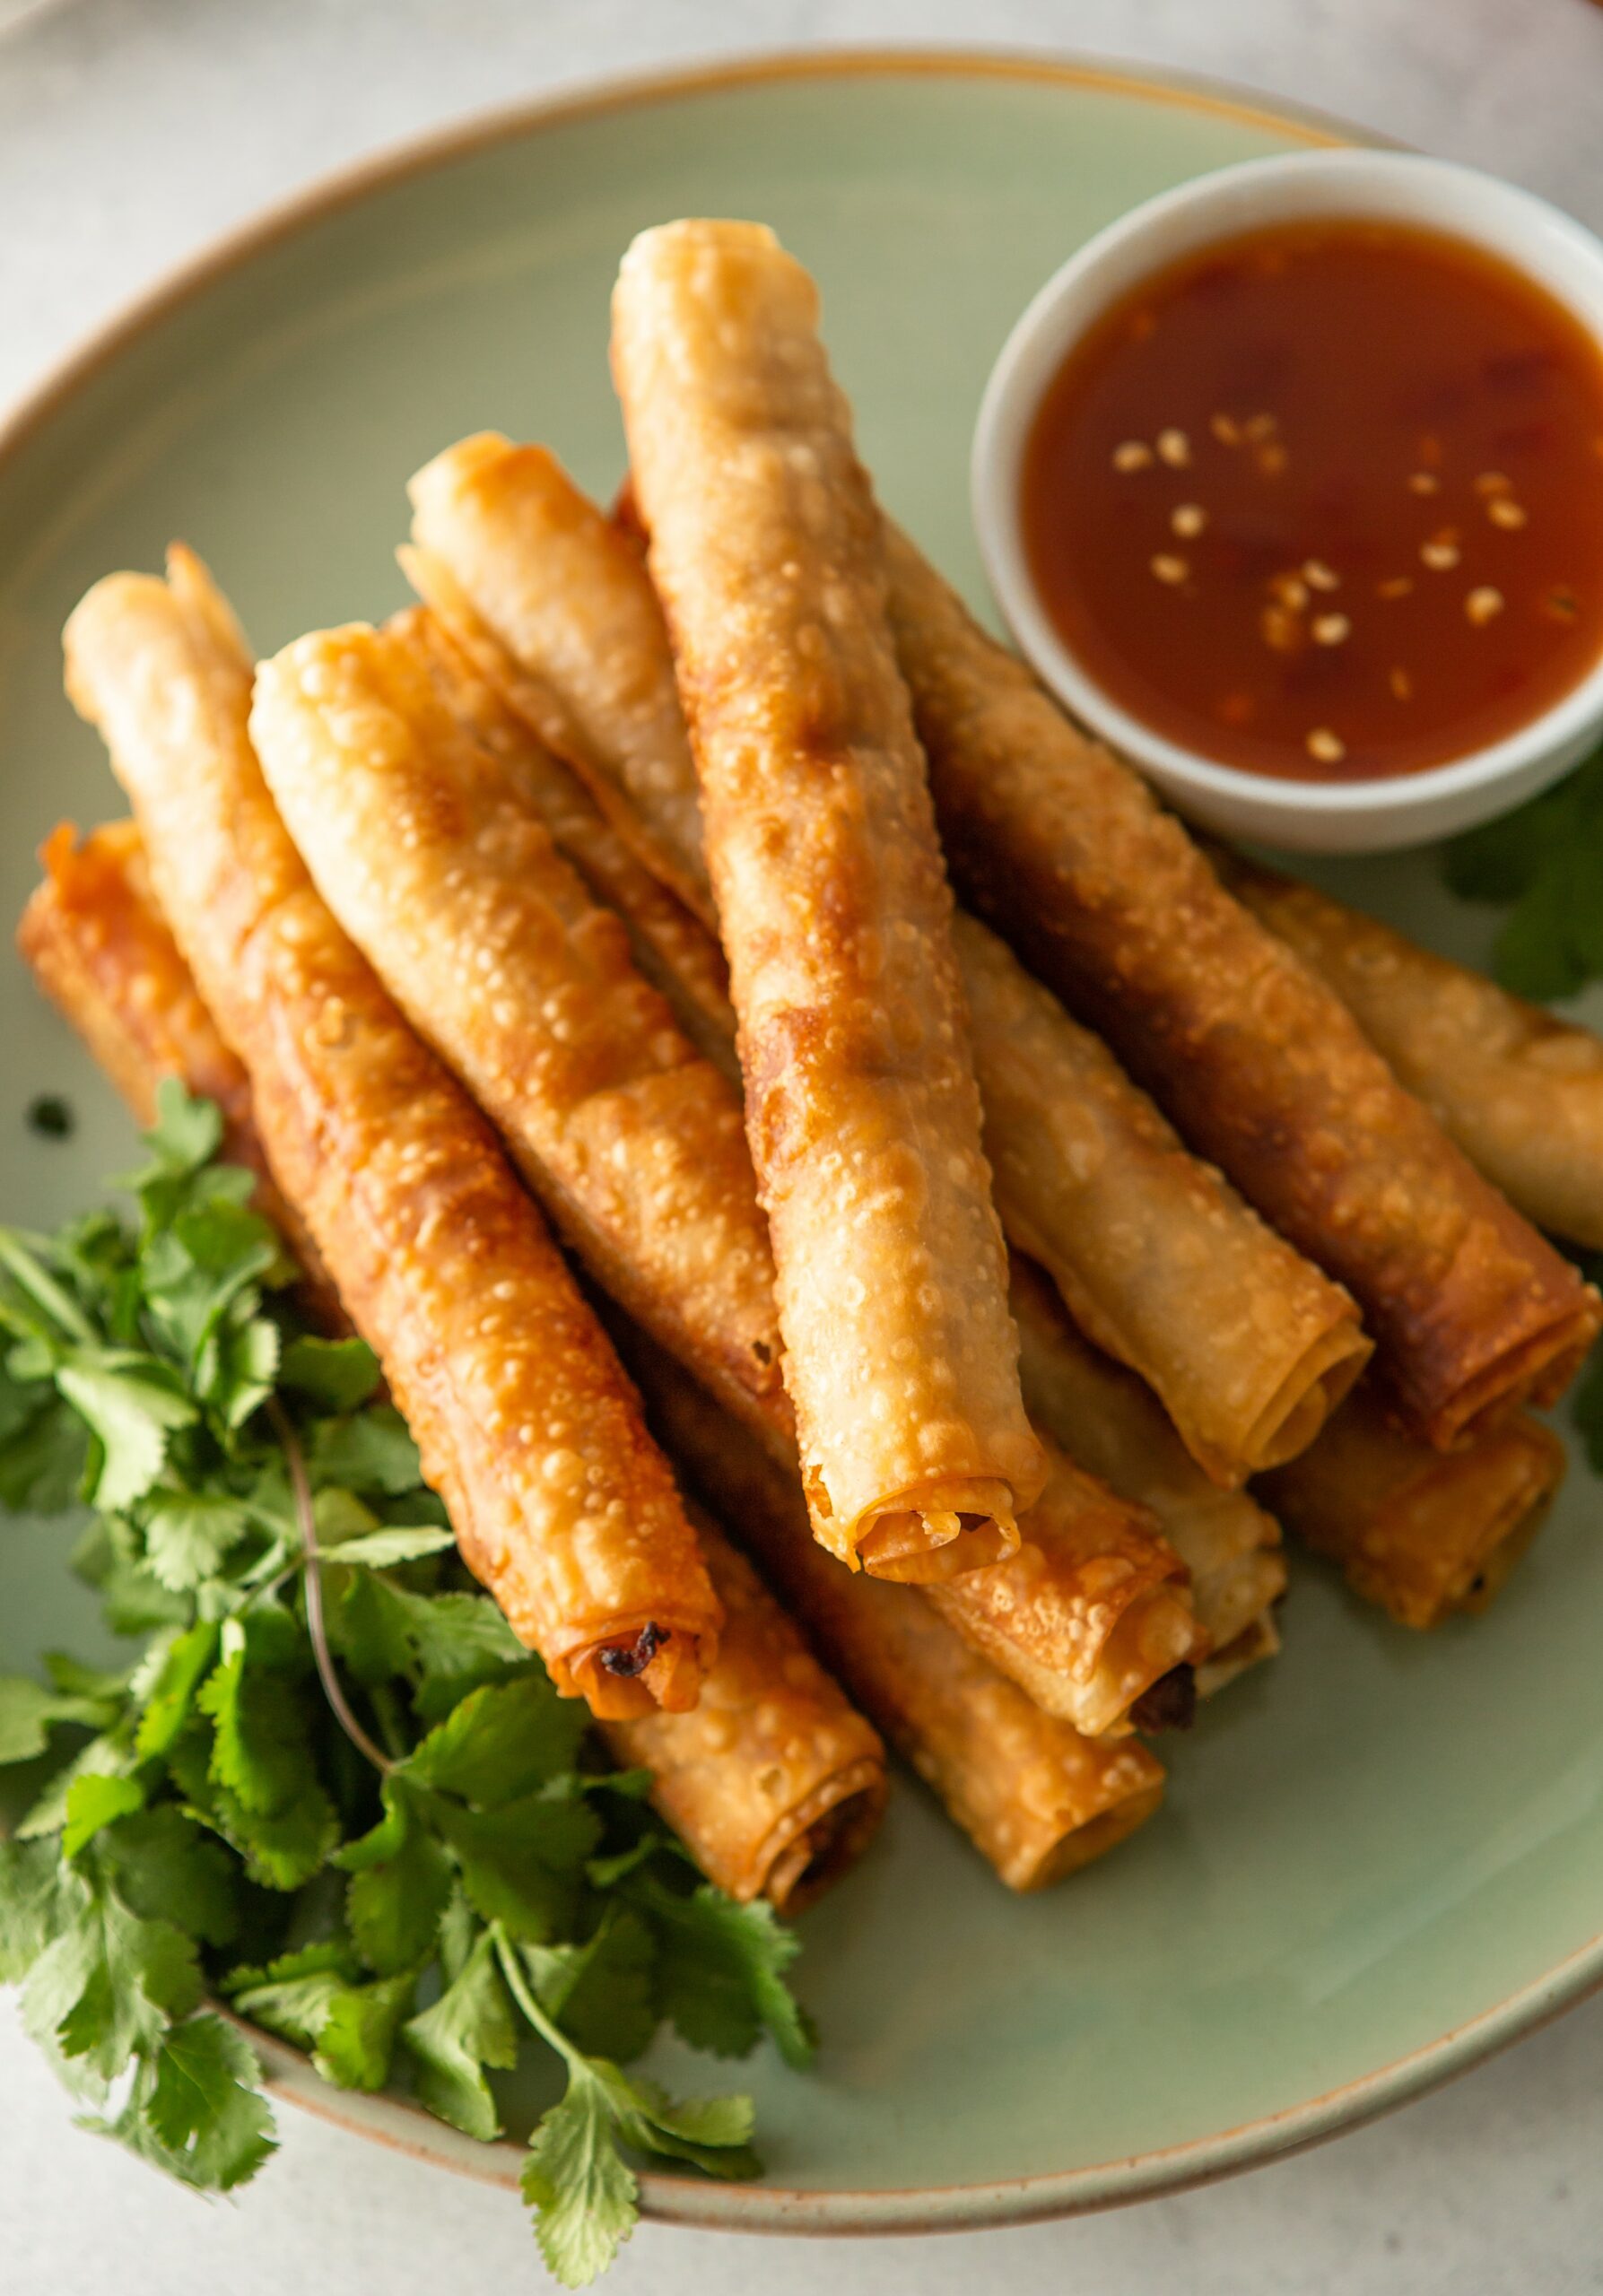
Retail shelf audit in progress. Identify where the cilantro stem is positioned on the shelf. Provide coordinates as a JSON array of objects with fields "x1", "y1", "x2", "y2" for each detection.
[
  {"x1": 0, "y1": 1224, "x2": 97, "y2": 1344},
  {"x1": 490, "y1": 1919, "x2": 579, "y2": 2067},
  {"x1": 266, "y1": 1396, "x2": 394, "y2": 1777}
]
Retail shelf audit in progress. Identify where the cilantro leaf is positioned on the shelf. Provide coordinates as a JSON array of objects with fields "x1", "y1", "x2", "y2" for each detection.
[
  {"x1": 138, "y1": 2013, "x2": 278, "y2": 2190},
  {"x1": 523, "y1": 1907, "x2": 657, "y2": 2065},
  {"x1": 22, "y1": 1865, "x2": 201, "y2": 2085},
  {"x1": 132, "y1": 1622, "x2": 221, "y2": 1760},
  {"x1": 521, "y1": 2063, "x2": 640, "y2": 2288},
  {"x1": 198, "y1": 1619, "x2": 318, "y2": 1816},
  {"x1": 0, "y1": 1674, "x2": 119, "y2": 1765},
  {"x1": 280, "y1": 1335, "x2": 382, "y2": 1412},
  {"x1": 63, "y1": 1772, "x2": 145, "y2": 1859},
  {"x1": 312, "y1": 1971, "x2": 417, "y2": 2091},
  {"x1": 336, "y1": 1781, "x2": 452, "y2": 1977},
  {"x1": 401, "y1": 1926, "x2": 518, "y2": 2139},
  {"x1": 320, "y1": 1523, "x2": 457, "y2": 1570},
  {"x1": 142, "y1": 1490, "x2": 253, "y2": 1591},
  {"x1": 1443, "y1": 744, "x2": 1603, "y2": 996},
  {"x1": 101, "y1": 1805, "x2": 240, "y2": 1949},
  {"x1": 0, "y1": 1836, "x2": 65, "y2": 1979},
  {"x1": 57, "y1": 1353, "x2": 197, "y2": 1512},
  {"x1": 0, "y1": 1392, "x2": 90, "y2": 1515},
  {"x1": 399, "y1": 1674, "x2": 587, "y2": 1809},
  {"x1": 309, "y1": 1407, "x2": 423, "y2": 1497},
  {"x1": 433, "y1": 1794, "x2": 599, "y2": 1944},
  {"x1": 638, "y1": 1880, "x2": 814, "y2": 2069}
]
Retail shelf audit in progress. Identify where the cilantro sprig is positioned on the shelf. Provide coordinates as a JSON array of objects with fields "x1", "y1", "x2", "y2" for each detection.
[
  {"x1": 0, "y1": 1085, "x2": 811, "y2": 2283},
  {"x1": 1442, "y1": 741, "x2": 1603, "y2": 1001}
]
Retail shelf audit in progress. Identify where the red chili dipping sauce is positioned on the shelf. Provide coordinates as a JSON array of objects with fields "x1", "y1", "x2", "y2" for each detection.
[{"x1": 1021, "y1": 219, "x2": 1603, "y2": 780}]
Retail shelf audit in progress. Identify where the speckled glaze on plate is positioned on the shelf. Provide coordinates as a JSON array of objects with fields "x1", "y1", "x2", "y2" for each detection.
[{"x1": 3, "y1": 48, "x2": 1600, "y2": 2239}]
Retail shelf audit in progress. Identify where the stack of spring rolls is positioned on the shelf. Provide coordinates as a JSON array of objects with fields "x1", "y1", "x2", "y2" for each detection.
[{"x1": 19, "y1": 218, "x2": 1600, "y2": 1911}]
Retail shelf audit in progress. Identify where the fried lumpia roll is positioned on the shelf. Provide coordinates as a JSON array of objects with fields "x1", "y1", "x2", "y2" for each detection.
[
  {"x1": 614, "y1": 220, "x2": 1044, "y2": 1581},
  {"x1": 20, "y1": 851, "x2": 885, "y2": 1905},
  {"x1": 883, "y1": 524, "x2": 1602, "y2": 1447},
  {"x1": 250, "y1": 618, "x2": 785, "y2": 1437},
  {"x1": 395, "y1": 593, "x2": 737, "y2": 1081},
  {"x1": 412, "y1": 437, "x2": 1369, "y2": 1483},
  {"x1": 957, "y1": 914, "x2": 1367, "y2": 1481},
  {"x1": 1006, "y1": 1257, "x2": 1285, "y2": 1696},
  {"x1": 1217, "y1": 850, "x2": 1603, "y2": 1252},
  {"x1": 607, "y1": 1509, "x2": 887, "y2": 1910},
  {"x1": 620, "y1": 1326, "x2": 1166, "y2": 1889},
  {"x1": 26, "y1": 811, "x2": 1195, "y2": 1740},
  {"x1": 63, "y1": 551, "x2": 720, "y2": 1718},
  {"x1": 1259, "y1": 1385, "x2": 1567, "y2": 1630}
]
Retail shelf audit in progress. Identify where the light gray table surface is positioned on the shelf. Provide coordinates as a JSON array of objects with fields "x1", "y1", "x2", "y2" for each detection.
[{"x1": 4, "y1": 2, "x2": 1603, "y2": 2290}]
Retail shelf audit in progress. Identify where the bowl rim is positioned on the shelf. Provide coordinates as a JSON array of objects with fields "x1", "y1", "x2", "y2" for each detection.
[
  {"x1": 7, "y1": 39, "x2": 1603, "y2": 2239},
  {"x1": 971, "y1": 144, "x2": 1603, "y2": 831}
]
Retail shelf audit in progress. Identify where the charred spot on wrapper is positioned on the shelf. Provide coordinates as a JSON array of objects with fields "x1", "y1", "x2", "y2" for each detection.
[
  {"x1": 600, "y1": 1621, "x2": 666, "y2": 1678},
  {"x1": 27, "y1": 1093, "x2": 75, "y2": 1139}
]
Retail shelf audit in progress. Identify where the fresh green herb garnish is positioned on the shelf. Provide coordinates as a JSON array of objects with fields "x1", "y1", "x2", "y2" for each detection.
[
  {"x1": 1442, "y1": 743, "x2": 1603, "y2": 1001},
  {"x1": 0, "y1": 1083, "x2": 809, "y2": 2283}
]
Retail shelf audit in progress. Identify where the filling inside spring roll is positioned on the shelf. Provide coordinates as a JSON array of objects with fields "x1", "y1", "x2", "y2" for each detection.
[
  {"x1": 879, "y1": 519, "x2": 1602, "y2": 1450},
  {"x1": 62, "y1": 548, "x2": 721, "y2": 1718},
  {"x1": 1217, "y1": 848, "x2": 1603, "y2": 1254},
  {"x1": 19, "y1": 822, "x2": 888, "y2": 1907},
  {"x1": 614, "y1": 1317, "x2": 1167, "y2": 1891},
  {"x1": 1258, "y1": 1383, "x2": 1567, "y2": 1630},
  {"x1": 409, "y1": 434, "x2": 1367, "y2": 1488},
  {"x1": 1006, "y1": 1254, "x2": 1286, "y2": 1694},
  {"x1": 612, "y1": 218, "x2": 1045, "y2": 1580}
]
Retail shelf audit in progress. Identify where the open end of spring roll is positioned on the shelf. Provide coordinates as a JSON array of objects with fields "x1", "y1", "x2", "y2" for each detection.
[
  {"x1": 249, "y1": 617, "x2": 787, "y2": 1439},
  {"x1": 882, "y1": 522, "x2": 1602, "y2": 1448},
  {"x1": 1259, "y1": 1383, "x2": 1567, "y2": 1630},
  {"x1": 955, "y1": 910, "x2": 1368, "y2": 1482},
  {"x1": 1006, "y1": 1254, "x2": 1286, "y2": 1692},
  {"x1": 405, "y1": 436, "x2": 719, "y2": 929},
  {"x1": 21, "y1": 845, "x2": 886, "y2": 1908},
  {"x1": 613, "y1": 219, "x2": 1045, "y2": 1580},
  {"x1": 63, "y1": 549, "x2": 721, "y2": 1719},
  {"x1": 607, "y1": 1507, "x2": 887, "y2": 1911},
  {"x1": 616, "y1": 1319, "x2": 1165, "y2": 1890},
  {"x1": 1218, "y1": 849, "x2": 1603, "y2": 1255}
]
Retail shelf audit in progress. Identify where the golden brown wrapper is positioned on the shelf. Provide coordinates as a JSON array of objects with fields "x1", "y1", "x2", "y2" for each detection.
[
  {"x1": 607, "y1": 1509, "x2": 887, "y2": 1910},
  {"x1": 882, "y1": 522, "x2": 1602, "y2": 1448},
  {"x1": 1218, "y1": 850, "x2": 1603, "y2": 1253},
  {"x1": 411, "y1": 433, "x2": 1366, "y2": 1486},
  {"x1": 1006, "y1": 1257, "x2": 1285, "y2": 1695},
  {"x1": 613, "y1": 219, "x2": 1044, "y2": 1579},
  {"x1": 249, "y1": 618, "x2": 785, "y2": 1438},
  {"x1": 618, "y1": 1323, "x2": 1166, "y2": 1890},
  {"x1": 62, "y1": 550, "x2": 720, "y2": 1720},
  {"x1": 19, "y1": 842, "x2": 885, "y2": 1905},
  {"x1": 955, "y1": 911, "x2": 1367, "y2": 1482},
  {"x1": 1259, "y1": 1385, "x2": 1567, "y2": 1630}
]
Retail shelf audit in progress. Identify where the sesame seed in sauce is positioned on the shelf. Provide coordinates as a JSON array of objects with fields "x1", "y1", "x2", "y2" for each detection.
[
  {"x1": 1303, "y1": 560, "x2": 1340, "y2": 592},
  {"x1": 1390, "y1": 666, "x2": 1413, "y2": 700},
  {"x1": 1475, "y1": 471, "x2": 1512, "y2": 495},
  {"x1": 1377, "y1": 576, "x2": 1415, "y2": 599},
  {"x1": 1242, "y1": 413, "x2": 1277, "y2": 441},
  {"x1": 1151, "y1": 553, "x2": 1189, "y2": 585},
  {"x1": 1466, "y1": 586, "x2": 1504, "y2": 625},
  {"x1": 1156, "y1": 427, "x2": 1191, "y2": 467},
  {"x1": 1487, "y1": 497, "x2": 1528, "y2": 528},
  {"x1": 1272, "y1": 572, "x2": 1311, "y2": 611},
  {"x1": 1257, "y1": 443, "x2": 1289, "y2": 476},
  {"x1": 1306, "y1": 727, "x2": 1346, "y2": 763},
  {"x1": 1112, "y1": 439, "x2": 1154, "y2": 473},
  {"x1": 1210, "y1": 413, "x2": 1242, "y2": 445},
  {"x1": 1312, "y1": 613, "x2": 1352, "y2": 646},
  {"x1": 1172, "y1": 503, "x2": 1207, "y2": 537},
  {"x1": 1421, "y1": 540, "x2": 1460, "y2": 571},
  {"x1": 1260, "y1": 605, "x2": 1302, "y2": 652},
  {"x1": 1407, "y1": 472, "x2": 1440, "y2": 495}
]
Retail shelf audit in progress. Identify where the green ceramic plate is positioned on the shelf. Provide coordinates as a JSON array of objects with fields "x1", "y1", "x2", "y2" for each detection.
[{"x1": 4, "y1": 48, "x2": 1601, "y2": 2239}]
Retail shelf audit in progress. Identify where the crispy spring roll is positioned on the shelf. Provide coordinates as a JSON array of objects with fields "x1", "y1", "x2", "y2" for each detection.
[
  {"x1": 63, "y1": 551, "x2": 720, "y2": 1719},
  {"x1": 1217, "y1": 850, "x2": 1603, "y2": 1253},
  {"x1": 410, "y1": 435, "x2": 1368, "y2": 1484},
  {"x1": 882, "y1": 523, "x2": 1602, "y2": 1448},
  {"x1": 1006, "y1": 1256, "x2": 1285, "y2": 1695},
  {"x1": 24, "y1": 807, "x2": 1198, "y2": 1739},
  {"x1": 607, "y1": 1509, "x2": 887, "y2": 1909},
  {"x1": 397, "y1": 596, "x2": 738, "y2": 1081},
  {"x1": 613, "y1": 219, "x2": 1044, "y2": 1581},
  {"x1": 19, "y1": 849, "x2": 886, "y2": 1904},
  {"x1": 1259, "y1": 1386, "x2": 1567, "y2": 1630},
  {"x1": 956, "y1": 914, "x2": 1367, "y2": 1480},
  {"x1": 618, "y1": 1323, "x2": 1166, "y2": 1889},
  {"x1": 249, "y1": 619, "x2": 786, "y2": 1439}
]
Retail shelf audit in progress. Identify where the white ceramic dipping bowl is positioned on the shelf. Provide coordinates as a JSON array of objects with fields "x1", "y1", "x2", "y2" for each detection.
[{"x1": 972, "y1": 149, "x2": 1603, "y2": 853}]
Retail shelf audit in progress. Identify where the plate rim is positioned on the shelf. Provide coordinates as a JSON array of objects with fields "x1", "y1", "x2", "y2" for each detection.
[{"x1": 4, "y1": 38, "x2": 1583, "y2": 2242}]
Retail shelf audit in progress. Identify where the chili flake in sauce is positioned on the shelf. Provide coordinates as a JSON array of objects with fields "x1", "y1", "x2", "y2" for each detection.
[{"x1": 1021, "y1": 218, "x2": 1603, "y2": 780}]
